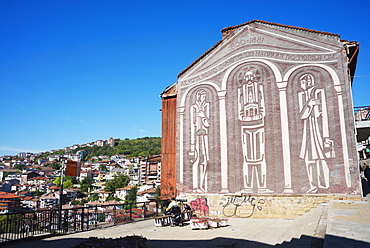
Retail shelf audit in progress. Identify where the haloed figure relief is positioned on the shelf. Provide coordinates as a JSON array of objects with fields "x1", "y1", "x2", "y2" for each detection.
[
  {"x1": 238, "y1": 67, "x2": 271, "y2": 193},
  {"x1": 298, "y1": 74, "x2": 335, "y2": 193},
  {"x1": 188, "y1": 89, "x2": 210, "y2": 192}
]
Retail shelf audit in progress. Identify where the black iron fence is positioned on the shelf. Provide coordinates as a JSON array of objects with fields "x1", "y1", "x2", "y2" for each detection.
[{"x1": 0, "y1": 201, "x2": 159, "y2": 245}]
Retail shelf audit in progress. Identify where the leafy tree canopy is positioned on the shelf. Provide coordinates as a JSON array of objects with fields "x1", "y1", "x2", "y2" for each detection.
[
  {"x1": 48, "y1": 162, "x2": 62, "y2": 170},
  {"x1": 104, "y1": 173, "x2": 130, "y2": 192},
  {"x1": 80, "y1": 177, "x2": 93, "y2": 193},
  {"x1": 99, "y1": 164, "x2": 108, "y2": 171},
  {"x1": 54, "y1": 176, "x2": 78, "y2": 187},
  {"x1": 32, "y1": 190, "x2": 44, "y2": 197},
  {"x1": 124, "y1": 186, "x2": 137, "y2": 209},
  {"x1": 105, "y1": 196, "x2": 123, "y2": 202},
  {"x1": 88, "y1": 193, "x2": 99, "y2": 202},
  {"x1": 63, "y1": 180, "x2": 74, "y2": 189},
  {"x1": 13, "y1": 164, "x2": 24, "y2": 170},
  {"x1": 154, "y1": 186, "x2": 168, "y2": 212},
  {"x1": 72, "y1": 137, "x2": 161, "y2": 161},
  {"x1": 35, "y1": 137, "x2": 161, "y2": 163},
  {"x1": 71, "y1": 199, "x2": 87, "y2": 206}
]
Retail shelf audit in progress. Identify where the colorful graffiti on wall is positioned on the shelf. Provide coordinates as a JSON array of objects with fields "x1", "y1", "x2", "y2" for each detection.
[
  {"x1": 190, "y1": 198, "x2": 209, "y2": 216},
  {"x1": 189, "y1": 195, "x2": 265, "y2": 218}
]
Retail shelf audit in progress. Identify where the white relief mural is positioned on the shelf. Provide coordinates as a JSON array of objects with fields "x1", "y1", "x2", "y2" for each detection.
[
  {"x1": 188, "y1": 89, "x2": 210, "y2": 192},
  {"x1": 238, "y1": 67, "x2": 271, "y2": 193},
  {"x1": 172, "y1": 21, "x2": 361, "y2": 196},
  {"x1": 298, "y1": 74, "x2": 335, "y2": 193}
]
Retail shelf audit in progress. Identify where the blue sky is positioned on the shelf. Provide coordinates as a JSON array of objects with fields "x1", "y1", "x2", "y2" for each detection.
[{"x1": 1, "y1": 0, "x2": 369, "y2": 156}]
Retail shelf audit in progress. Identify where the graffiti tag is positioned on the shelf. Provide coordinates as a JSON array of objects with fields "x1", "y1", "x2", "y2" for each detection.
[{"x1": 222, "y1": 195, "x2": 265, "y2": 218}]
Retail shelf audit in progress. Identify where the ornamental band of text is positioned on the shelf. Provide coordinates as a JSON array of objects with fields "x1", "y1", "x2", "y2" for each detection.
[{"x1": 181, "y1": 51, "x2": 335, "y2": 85}]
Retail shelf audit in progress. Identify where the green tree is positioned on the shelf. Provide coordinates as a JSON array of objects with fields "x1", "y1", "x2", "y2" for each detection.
[
  {"x1": 72, "y1": 137, "x2": 161, "y2": 160},
  {"x1": 104, "y1": 173, "x2": 130, "y2": 192},
  {"x1": 71, "y1": 198, "x2": 87, "y2": 206},
  {"x1": 49, "y1": 162, "x2": 62, "y2": 170},
  {"x1": 0, "y1": 214, "x2": 22, "y2": 233},
  {"x1": 80, "y1": 177, "x2": 93, "y2": 192},
  {"x1": 105, "y1": 196, "x2": 123, "y2": 202},
  {"x1": 32, "y1": 190, "x2": 44, "y2": 197},
  {"x1": 97, "y1": 213, "x2": 106, "y2": 222},
  {"x1": 154, "y1": 186, "x2": 168, "y2": 212},
  {"x1": 63, "y1": 179, "x2": 74, "y2": 189},
  {"x1": 2, "y1": 172, "x2": 11, "y2": 180},
  {"x1": 54, "y1": 177, "x2": 61, "y2": 186},
  {"x1": 124, "y1": 186, "x2": 137, "y2": 210},
  {"x1": 13, "y1": 164, "x2": 24, "y2": 170},
  {"x1": 99, "y1": 164, "x2": 108, "y2": 171},
  {"x1": 88, "y1": 193, "x2": 99, "y2": 202},
  {"x1": 54, "y1": 176, "x2": 77, "y2": 187}
]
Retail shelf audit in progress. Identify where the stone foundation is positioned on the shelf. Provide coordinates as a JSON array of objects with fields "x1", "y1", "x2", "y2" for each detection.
[{"x1": 181, "y1": 193, "x2": 362, "y2": 219}]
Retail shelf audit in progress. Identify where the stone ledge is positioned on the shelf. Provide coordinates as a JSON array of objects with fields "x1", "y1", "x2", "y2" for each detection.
[{"x1": 183, "y1": 193, "x2": 362, "y2": 219}]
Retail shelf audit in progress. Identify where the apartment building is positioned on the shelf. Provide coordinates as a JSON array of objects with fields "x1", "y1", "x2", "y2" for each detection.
[{"x1": 0, "y1": 191, "x2": 23, "y2": 213}]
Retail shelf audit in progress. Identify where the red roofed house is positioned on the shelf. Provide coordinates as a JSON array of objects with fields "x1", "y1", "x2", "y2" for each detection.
[
  {"x1": 20, "y1": 171, "x2": 40, "y2": 184},
  {"x1": 21, "y1": 196, "x2": 39, "y2": 210},
  {"x1": 0, "y1": 191, "x2": 24, "y2": 213},
  {"x1": 115, "y1": 185, "x2": 135, "y2": 200},
  {"x1": 137, "y1": 188, "x2": 156, "y2": 202},
  {"x1": 39, "y1": 193, "x2": 59, "y2": 209},
  {"x1": 49, "y1": 185, "x2": 60, "y2": 192},
  {"x1": 28, "y1": 176, "x2": 49, "y2": 185}
]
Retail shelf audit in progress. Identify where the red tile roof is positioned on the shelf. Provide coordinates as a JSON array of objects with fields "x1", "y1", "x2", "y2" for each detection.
[
  {"x1": 116, "y1": 185, "x2": 135, "y2": 191},
  {"x1": 0, "y1": 192, "x2": 23, "y2": 199},
  {"x1": 17, "y1": 191, "x2": 29, "y2": 195},
  {"x1": 137, "y1": 188, "x2": 156, "y2": 195},
  {"x1": 221, "y1": 20, "x2": 339, "y2": 37}
]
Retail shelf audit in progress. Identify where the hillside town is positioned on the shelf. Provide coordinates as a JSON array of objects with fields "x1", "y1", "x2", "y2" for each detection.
[{"x1": 0, "y1": 137, "x2": 161, "y2": 213}]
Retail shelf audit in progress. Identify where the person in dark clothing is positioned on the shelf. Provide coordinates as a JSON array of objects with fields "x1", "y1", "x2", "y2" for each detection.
[{"x1": 364, "y1": 166, "x2": 370, "y2": 186}]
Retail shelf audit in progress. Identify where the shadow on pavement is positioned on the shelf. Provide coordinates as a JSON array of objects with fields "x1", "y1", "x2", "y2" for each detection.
[
  {"x1": 4, "y1": 235, "x2": 370, "y2": 248},
  {"x1": 149, "y1": 236, "x2": 370, "y2": 248},
  {"x1": 324, "y1": 234, "x2": 370, "y2": 248}
]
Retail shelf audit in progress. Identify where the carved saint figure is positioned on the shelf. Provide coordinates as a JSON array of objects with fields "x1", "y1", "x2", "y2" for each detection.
[
  {"x1": 188, "y1": 89, "x2": 210, "y2": 192},
  {"x1": 238, "y1": 67, "x2": 270, "y2": 193},
  {"x1": 298, "y1": 74, "x2": 335, "y2": 193}
]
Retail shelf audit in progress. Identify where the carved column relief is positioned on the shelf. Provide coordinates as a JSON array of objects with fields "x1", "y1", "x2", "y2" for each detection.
[
  {"x1": 179, "y1": 106, "x2": 185, "y2": 184},
  {"x1": 276, "y1": 81, "x2": 294, "y2": 194},
  {"x1": 334, "y1": 84, "x2": 351, "y2": 188},
  {"x1": 218, "y1": 90, "x2": 229, "y2": 193}
]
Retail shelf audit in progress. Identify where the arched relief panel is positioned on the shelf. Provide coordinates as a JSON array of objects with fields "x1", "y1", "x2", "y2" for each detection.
[
  {"x1": 180, "y1": 84, "x2": 221, "y2": 193},
  {"x1": 285, "y1": 66, "x2": 344, "y2": 194},
  {"x1": 225, "y1": 61, "x2": 280, "y2": 193}
]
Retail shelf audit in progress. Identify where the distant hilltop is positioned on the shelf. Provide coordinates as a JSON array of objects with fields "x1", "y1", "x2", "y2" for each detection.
[{"x1": 2, "y1": 137, "x2": 161, "y2": 161}]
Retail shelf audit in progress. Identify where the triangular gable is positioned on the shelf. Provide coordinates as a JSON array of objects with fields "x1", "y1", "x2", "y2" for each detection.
[{"x1": 178, "y1": 20, "x2": 341, "y2": 84}]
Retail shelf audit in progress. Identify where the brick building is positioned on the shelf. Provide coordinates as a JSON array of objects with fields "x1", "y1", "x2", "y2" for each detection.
[
  {"x1": 0, "y1": 191, "x2": 23, "y2": 213},
  {"x1": 161, "y1": 20, "x2": 361, "y2": 218}
]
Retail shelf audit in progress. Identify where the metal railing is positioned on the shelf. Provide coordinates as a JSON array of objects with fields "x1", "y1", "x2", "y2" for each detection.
[{"x1": 0, "y1": 201, "x2": 159, "y2": 245}]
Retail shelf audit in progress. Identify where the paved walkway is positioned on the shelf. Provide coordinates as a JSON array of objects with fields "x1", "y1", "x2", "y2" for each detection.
[
  {"x1": 4, "y1": 200, "x2": 370, "y2": 248},
  {"x1": 324, "y1": 200, "x2": 370, "y2": 248}
]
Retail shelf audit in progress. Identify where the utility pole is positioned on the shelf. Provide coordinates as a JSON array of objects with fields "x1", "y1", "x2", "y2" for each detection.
[{"x1": 58, "y1": 161, "x2": 65, "y2": 231}]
